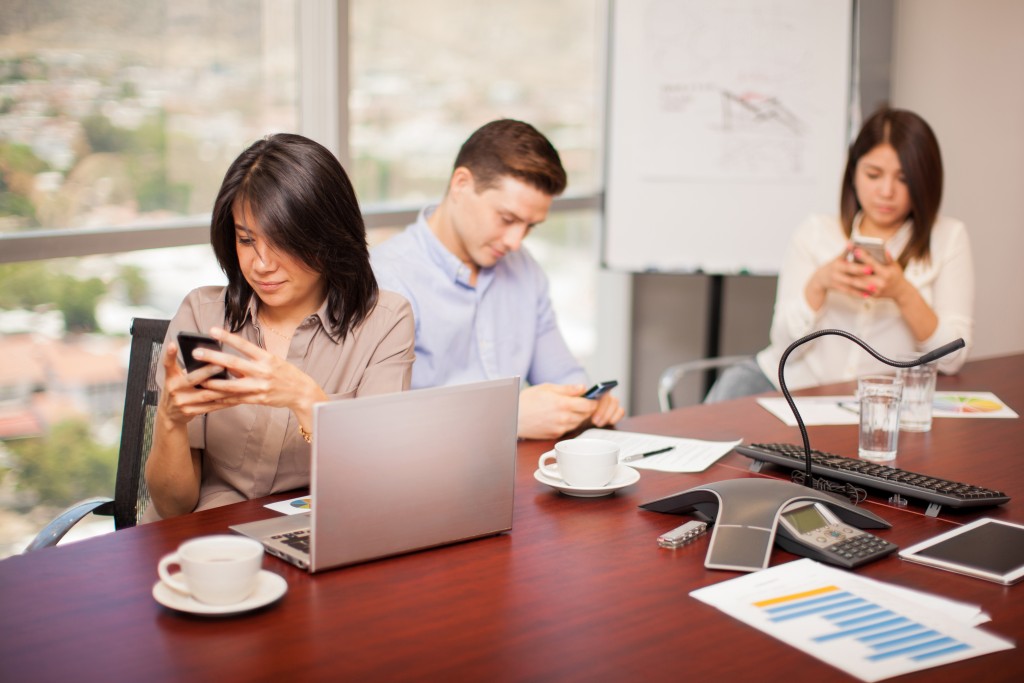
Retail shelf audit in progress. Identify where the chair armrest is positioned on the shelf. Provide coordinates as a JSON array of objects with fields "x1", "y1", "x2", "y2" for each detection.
[
  {"x1": 24, "y1": 497, "x2": 115, "y2": 553},
  {"x1": 657, "y1": 355, "x2": 753, "y2": 412}
]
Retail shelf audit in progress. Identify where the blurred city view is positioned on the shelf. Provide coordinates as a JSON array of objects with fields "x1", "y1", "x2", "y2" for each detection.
[{"x1": 0, "y1": 1, "x2": 601, "y2": 557}]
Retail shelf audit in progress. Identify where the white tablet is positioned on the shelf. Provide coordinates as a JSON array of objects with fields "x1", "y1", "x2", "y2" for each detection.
[{"x1": 899, "y1": 518, "x2": 1024, "y2": 585}]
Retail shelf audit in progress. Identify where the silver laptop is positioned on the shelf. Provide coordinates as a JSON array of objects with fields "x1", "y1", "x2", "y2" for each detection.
[{"x1": 231, "y1": 377, "x2": 519, "y2": 572}]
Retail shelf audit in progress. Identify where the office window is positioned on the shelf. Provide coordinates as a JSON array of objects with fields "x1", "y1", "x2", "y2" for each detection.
[
  {"x1": 0, "y1": 1, "x2": 297, "y2": 557},
  {"x1": 0, "y1": 1, "x2": 297, "y2": 232},
  {"x1": 0, "y1": 0, "x2": 607, "y2": 557},
  {"x1": 350, "y1": 0, "x2": 604, "y2": 359}
]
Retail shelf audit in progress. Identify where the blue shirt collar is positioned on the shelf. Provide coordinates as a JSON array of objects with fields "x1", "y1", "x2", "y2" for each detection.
[{"x1": 412, "y1": 204, "x2": 494, "y2": 290}]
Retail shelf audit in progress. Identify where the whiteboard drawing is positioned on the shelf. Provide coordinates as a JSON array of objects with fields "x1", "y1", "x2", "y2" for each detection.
[
  {"x1": 605, "y1": 0, "x2": 852, "y2": 273},
  {"x1": 635, "y1": 0, "x2": 827, "y2": 182}
]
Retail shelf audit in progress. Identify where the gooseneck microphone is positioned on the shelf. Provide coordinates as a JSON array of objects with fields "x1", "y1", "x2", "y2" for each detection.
[{"x1": 777, "y1": 330, "x2": 965, "y2": 488}]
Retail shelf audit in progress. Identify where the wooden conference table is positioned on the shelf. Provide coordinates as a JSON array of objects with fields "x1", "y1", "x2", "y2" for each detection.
[{"x1": 2, "y1": 354, "x2": 1023, "y2": 682}]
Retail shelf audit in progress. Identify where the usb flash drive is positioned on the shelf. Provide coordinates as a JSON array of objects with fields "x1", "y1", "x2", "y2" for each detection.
[{"x1": 657, "y1": 520, "x2": 708, "y2": 549}]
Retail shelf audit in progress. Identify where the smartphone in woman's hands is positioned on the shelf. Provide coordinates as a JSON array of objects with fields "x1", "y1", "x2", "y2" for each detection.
[
  {"x1": 176, "y1": 331, "x2": 229, "y2": 380},
  {"x1": 847, "y1": 236, "x2": 888, "y2": 264}
]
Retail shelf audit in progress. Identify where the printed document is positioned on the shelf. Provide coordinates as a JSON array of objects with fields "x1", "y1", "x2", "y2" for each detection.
[
  {"x1": 691, "y1": 558, "x2": 1013, "y2": 682},
  {"x1": 580, "y1": 428, "x2": 740, "y2": 473}
]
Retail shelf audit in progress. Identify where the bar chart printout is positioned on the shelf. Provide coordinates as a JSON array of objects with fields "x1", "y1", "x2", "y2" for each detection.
[{"x1": 690, "y1": 559, "x2": 1013, "y2": 682}]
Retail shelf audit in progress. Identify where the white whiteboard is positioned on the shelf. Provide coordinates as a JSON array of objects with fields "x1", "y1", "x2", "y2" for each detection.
[{"x1": 604, "y1": 0, "x2": 853, "y2": 274}]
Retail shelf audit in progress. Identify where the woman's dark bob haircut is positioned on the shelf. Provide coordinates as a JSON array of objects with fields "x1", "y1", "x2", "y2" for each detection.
[
  {"x1": 210, "y1": 133, "x2": 376, "y2": 339},
  {"x1": 840, "y1": 107, "x2": 943, "y2": 268}
]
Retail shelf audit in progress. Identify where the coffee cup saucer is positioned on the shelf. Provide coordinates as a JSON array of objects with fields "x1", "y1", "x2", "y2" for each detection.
[
  {"x1": 533, "y1": 458, "x2": 640, "y2": 498},
  {"x1": 152, "y1": 569, "x2": 287, "y2": 616}
]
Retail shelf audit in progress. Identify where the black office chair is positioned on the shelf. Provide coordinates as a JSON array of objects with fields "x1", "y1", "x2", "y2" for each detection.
[{"x1": 25, "y1": 317, "x2": 170, "y2": 552}]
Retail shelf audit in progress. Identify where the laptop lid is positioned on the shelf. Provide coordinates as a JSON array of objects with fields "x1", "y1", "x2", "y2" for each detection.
[{"x1": 234, "y1": 377, "x2": 519, "y2": 572}]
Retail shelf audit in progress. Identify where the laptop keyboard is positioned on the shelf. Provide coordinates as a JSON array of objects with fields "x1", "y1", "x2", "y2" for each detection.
[{"x1": 272, "y1": 529, "x2": 311, "y2": 554}]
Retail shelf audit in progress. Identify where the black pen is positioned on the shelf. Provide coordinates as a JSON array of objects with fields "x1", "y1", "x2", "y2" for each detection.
[
  {"x1": 837, "y1": 401, "x2": 860, "y2": 415},
  {"x1": 622, "y1": 446, "x2": 674, "y2": 462}
]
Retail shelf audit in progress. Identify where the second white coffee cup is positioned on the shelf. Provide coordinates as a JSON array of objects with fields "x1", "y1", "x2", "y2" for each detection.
[
  {"x1": 157, "y1": 535, "x2": 265, "y2": 605},
  {"x1": 539, "y1": 437, "x2": 619, "y2": 488}
]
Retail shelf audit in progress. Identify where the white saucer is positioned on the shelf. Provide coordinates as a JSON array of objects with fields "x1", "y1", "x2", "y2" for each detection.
[
  {"x1": 533, "y1": 461, "x2": 640, "y2": 497},
  {"x1": 152, "y1": 570, "x2": 287, "y2": 616}
]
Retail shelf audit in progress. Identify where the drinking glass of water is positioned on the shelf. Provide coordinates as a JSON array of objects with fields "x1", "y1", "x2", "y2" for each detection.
[{"x1": 858, "y1": 375, "x2": 903, "y2": 462}]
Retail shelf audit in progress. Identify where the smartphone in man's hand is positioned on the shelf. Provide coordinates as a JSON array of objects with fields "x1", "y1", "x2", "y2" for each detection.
[{"x1": 583, "y1": 380, "x2": 618, "y2": 400}]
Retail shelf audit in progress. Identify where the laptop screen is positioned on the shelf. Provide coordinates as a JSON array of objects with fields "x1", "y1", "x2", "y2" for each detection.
[{"x1": 308, "y1": 377, "x2": 520, "y2": 571}]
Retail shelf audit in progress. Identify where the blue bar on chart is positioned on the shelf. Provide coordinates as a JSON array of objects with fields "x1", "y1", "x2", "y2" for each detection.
[
  {"x1": 690, "y1": 558, "x2": 1014, "y2": 682},
  {"x1": 757, "y1": 585, "x2": 971, "y2": 663}
]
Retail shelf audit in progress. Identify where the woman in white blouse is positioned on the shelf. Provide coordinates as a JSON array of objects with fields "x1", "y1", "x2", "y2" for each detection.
[{"x1": 706, "y1": 107, "x2": 974, "y2": 400}]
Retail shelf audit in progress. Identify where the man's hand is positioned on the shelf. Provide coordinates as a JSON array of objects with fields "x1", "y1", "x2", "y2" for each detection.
[
  {"x1": 517, "y1": 383, "x2": 625, "y2": 440},
  {"x1": 590, "y1": 391, "x2": 625, "y2": 428}
]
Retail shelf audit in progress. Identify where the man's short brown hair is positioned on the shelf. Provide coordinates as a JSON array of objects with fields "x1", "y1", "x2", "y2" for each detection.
[{"x1": 452, "y1": 119, "x2": 567, "y2": 196}]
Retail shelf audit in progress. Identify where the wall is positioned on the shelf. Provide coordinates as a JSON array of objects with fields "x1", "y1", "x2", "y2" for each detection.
[
  {"x1": 890, "y1": 0, "x2": 1024, "y2": 361},
  {"x1": 629, "y1": 273, "x2": 774, "y2": 415},
  {"x1": 625, "y1": 0, "x2": 892, "y2": 415}
]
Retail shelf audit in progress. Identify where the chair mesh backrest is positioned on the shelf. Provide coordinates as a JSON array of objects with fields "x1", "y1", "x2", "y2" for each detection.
[{"x1": 113, "y1": 318, "x2": 169, "y2": 529}]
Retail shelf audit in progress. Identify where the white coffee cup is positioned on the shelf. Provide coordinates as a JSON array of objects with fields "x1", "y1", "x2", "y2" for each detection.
[
  {"x1": 538, "y1": 437, "x2": 619, "y2": 488},
  {"x1": 157, "y1": 535, "x2": 265, "y2": 605}
]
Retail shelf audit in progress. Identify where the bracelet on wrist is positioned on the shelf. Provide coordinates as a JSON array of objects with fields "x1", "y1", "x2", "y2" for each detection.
[{"x1": 298, "y1": 424, "x2": 312, "y2": 443}]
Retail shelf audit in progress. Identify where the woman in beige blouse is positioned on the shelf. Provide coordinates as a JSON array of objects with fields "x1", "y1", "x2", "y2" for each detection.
[{"x1": 144, "y1": 134, "x2": 415, "y2": 520}]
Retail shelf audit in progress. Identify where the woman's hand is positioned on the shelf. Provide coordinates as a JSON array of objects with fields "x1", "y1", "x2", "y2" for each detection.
[
  {"x1": 158, "y1": 340, "x2": 236, "y2": 427},
  {"x1": 807, "y1": 246, "x2": 938, "y2": 342},
  {"x1": 148, "y1": 339, "x2": 227, "y2": 519},
  {"x1": 851, "y1": 248, "x2": 913, "y2": 303},
  {"x1": 196, "y1": 327, "x2": 328, "y2": 428},
  {"x1": 804, "y1": 244, "x2": 881, "y2": 309}
]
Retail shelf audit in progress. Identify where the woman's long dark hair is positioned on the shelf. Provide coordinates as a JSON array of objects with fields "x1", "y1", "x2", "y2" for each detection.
[
  {"x1": 840, "y1": 108, "x2": 943, "y2": 268},
  {"x1": 210, "y1": 134, "x2": 377, "y2": 340}
]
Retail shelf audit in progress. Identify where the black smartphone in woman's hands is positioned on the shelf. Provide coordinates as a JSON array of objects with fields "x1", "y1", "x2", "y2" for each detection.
[{"x1": 176, "y1": 331, "x2": 229, "y2": 379}]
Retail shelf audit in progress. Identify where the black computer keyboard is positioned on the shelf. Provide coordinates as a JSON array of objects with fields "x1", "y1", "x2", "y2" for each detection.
[{"x1": 736, "y1": 442, "x2": 1010, "y2": 517}]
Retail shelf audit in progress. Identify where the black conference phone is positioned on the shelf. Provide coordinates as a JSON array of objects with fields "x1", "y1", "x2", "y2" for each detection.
[
  {"x1": 641, "y1": 479, "x2": 896, "y2": 572},
  {"x1": 776, "y1": 501, "x2": 898, "y2": 569}
]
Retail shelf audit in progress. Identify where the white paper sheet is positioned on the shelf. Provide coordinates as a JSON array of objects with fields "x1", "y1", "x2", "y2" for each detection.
[
  {"x1": 580, "y1": 428, "x2": 740, "y2": 473},
  {"x1": 758, "y1": 391, "x2": 1019, "y2": 426},
  {"x1": 930, "y1": 391, "x2": 1018, "y2": 419},
  {"x1": 757, "y1": 396, "x2": 860, "y2": 426},
  {"x1": 264, "y1": 496, "x2": 311, "y2": 515},
  {"x1": 690, "y1": 558, "x2": 1013, "y2": 682}
]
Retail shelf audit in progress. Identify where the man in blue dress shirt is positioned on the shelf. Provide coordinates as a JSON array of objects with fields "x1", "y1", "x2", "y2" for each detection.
[{"x1": 371, "y1": 119, "x2": 624, "y2": 439}]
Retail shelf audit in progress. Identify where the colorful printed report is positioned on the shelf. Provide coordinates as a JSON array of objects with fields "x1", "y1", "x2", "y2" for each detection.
[
  {"x1": 758, "y1": 391, "x2": 1018, "y2": 426},
  {"x1": 691, "y1": 558, "x2": 1013, "y2": 682}
]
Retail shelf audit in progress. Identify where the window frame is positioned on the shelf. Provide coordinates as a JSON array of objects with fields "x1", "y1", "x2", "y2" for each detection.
[
  {"x1": 0, "y1": 0, "x2": 627, "y2": 400},
  {"x1": 0, "y1": 195, "x2": 602, "y2": 265},
  {"x1": 0, "y1": 1, "x2": 603, "y2": 264}
]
